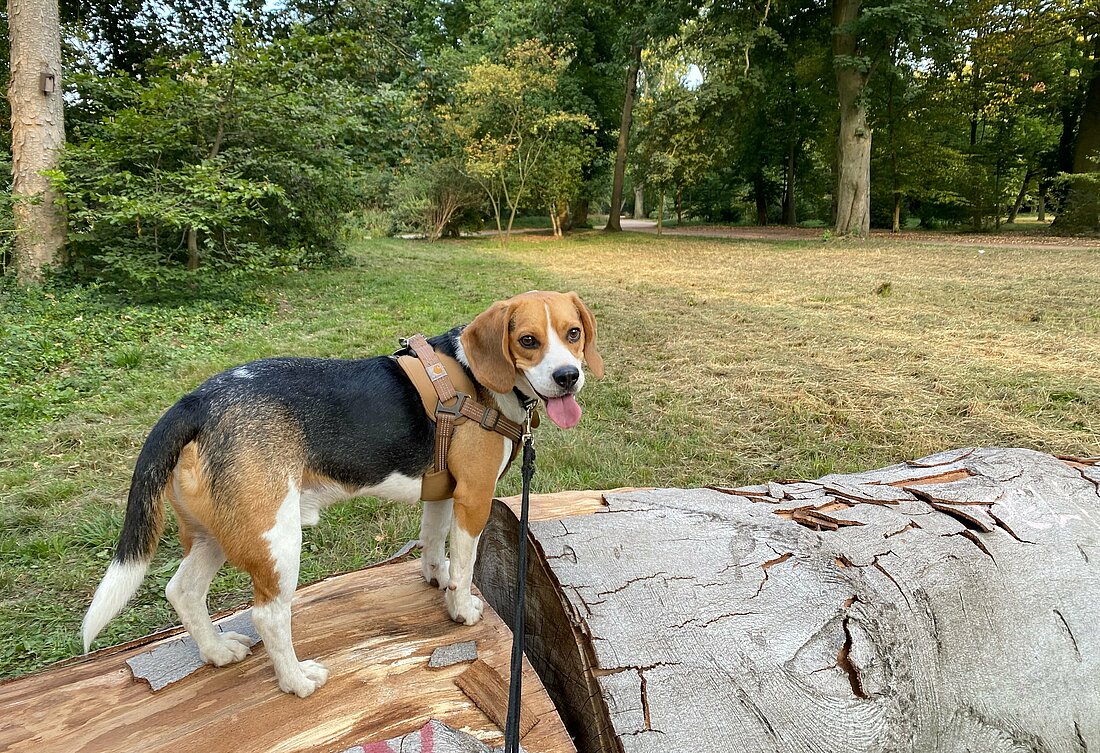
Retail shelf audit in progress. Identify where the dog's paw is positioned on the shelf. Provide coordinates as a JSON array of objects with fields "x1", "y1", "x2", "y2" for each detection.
[
  {"x1": 423, "y1": 558, "x2": 451, "y2": 590},
  {"x1": 278, "y1": 660, "x2": 329, "y2": 698},
  {"x1": 445, "y1": 589, "x2": 484, "y2": 626},
  {"x1": 200, "y1": 631, "x2": 253, "y2": 667}
]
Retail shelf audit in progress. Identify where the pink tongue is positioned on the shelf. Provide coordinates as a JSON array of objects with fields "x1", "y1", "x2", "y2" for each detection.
[{"x1": 545, "y1": 394, "x2": 582, "y2": 429}]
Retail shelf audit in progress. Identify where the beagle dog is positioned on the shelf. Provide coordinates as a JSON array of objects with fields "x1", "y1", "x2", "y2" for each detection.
[{"x1": 81, "y1": 291, "x2": 603, "y2": 697}]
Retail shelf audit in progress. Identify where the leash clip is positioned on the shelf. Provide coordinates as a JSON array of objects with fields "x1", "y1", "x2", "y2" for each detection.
[{"x1": 521, "y1": 405, "x2": 534, "y2": 443}]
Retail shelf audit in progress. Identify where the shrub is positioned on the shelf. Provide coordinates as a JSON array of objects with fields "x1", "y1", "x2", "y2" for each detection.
[{"x1": 51, "y1": 29, "x2": 376, "y2": 289}]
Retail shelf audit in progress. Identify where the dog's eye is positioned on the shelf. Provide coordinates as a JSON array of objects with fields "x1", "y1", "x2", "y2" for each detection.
[
  {"x1": 566, "y1": 327, "x2": 581, "y2": 343},
  {"x1": 519, "y1": 335, "x2": 540, "y2": 349}
]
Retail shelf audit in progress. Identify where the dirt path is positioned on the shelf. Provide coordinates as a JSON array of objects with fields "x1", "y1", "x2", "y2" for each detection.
[{"x1": 615, "y1": 218, "x2": 1100, "y2": 251}]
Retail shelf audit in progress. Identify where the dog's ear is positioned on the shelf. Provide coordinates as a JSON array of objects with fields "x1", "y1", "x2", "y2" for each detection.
[
  {"x1": 568, "y1": 292, "x2": 604, "y2": 379},
  {"x1": 461, "y1": 301, "x2": 517, "y2": 393}
]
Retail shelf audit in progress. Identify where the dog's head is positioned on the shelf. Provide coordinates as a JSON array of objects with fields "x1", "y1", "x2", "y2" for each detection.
[{"x1": 460, "y1": 291, "x2": 604, "y2": 429}]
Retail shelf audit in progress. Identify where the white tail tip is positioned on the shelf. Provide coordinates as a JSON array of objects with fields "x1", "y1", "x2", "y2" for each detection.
[{"x1": 81, "y1": 560, "x2": 149, "y2": 652}]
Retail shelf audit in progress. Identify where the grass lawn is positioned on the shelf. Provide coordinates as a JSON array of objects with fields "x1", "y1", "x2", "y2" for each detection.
[{"x1": 2, "y1": 231, "x2": 1099, "y2": 678}]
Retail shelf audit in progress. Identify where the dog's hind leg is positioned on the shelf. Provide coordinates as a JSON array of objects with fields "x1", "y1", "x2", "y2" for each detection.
[
  {"x1": 247, "y1": 477, "x2": 329, "y2": 698},
  {"x1": 420, "y1": 498, "x2": 453, "y2": 589},
  {"x1": 167, "y1": 470, "x2": 252, "y2": 668},
  {"x1": 165, "y1": 534, "x2": 251, "y2": 666}
]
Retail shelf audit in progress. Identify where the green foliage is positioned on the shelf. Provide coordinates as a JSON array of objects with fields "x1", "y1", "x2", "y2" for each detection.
[
  {"x1": 447, "y1": 40, "x2": 595, "y2": 241},
  {"x1": 0, "y1": 275, "x2": 270, "y2": 429},
  {"x1": 390, "y1": 160, "x2": 484, "y2": 240},
  {"x1": 0, "y1": 159, "x2": 14, "y2": 272},
  {"x1": 51, "y1": 25, "x2": 389, "y2": 288}
]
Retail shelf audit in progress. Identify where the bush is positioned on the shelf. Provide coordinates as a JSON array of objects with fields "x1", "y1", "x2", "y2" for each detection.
[
  {"x1": 51, "y1": 29, "x2": 377, "y2": 289},
  {"x1": 391, "y1": 161, "x2": 484, "y2": 241}
]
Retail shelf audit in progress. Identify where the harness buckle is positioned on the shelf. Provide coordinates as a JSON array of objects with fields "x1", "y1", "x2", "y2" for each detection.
[
  {"x1": 436, "y1": 393, "x2": 468, "y2": 418},
  {"x1": 480, "y1": 408, "x2": 500, "y2": 430}
]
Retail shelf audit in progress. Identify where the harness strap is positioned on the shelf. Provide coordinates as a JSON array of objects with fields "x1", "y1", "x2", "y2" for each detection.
[{"x1": 397, "y1": 334, "x2": 527, "y2": 501}]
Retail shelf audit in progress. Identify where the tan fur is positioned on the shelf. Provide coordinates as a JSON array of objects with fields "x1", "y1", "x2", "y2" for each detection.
[
  {"x1": 461, "y1": 291, "x2": 602, "y2": 393},
  {"x1": 448, "y1": 417, "x2": 508, "y2": 537},
  {"x1": 167, "y1": 406, "x2": 310, "y2": 606},
  {"x1": 461, "y1": 302, "x2": 516, "y2": 393}
]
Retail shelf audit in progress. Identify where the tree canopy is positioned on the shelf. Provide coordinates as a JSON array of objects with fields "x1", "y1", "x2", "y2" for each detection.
[{"x1": 4, "y1": 0, "x2": 1099, "y2": 283}]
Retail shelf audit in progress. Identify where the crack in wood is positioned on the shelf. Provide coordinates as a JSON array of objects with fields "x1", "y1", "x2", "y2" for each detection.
[
  {"x1": 954, "y1": 529, "x2": 996, "y2": 563},
  {"x1": 593, "y1": 661, "x2": 683, "y2": 678},
  {"x1": 751, "y1": 552, "x2": 793, "y2": 599},
  {"x1": 987, "y1": 508, "x2": 1037, "y2": 545},
  {"x1": 928, "y1": 502, "x2": 994, "y2": 533},
  {"x1": 638, "y1": 669, "x2": 652, "y2": 732},
  {"x1": 1053, "y1": 609, "x2": 1081, "y2": 661},
  {"x1": 670, "y1": 611, "x2": 757, "y2": 630},
  {"x1": 1063, "y1": 463, "x2": 1100, "y2": 498},
  {"x1": 836, "y1": 611, "x2": 868, "y2": 700},
  {"x1": 884, "y1": 520, "x2": 922, "y2": 538},
  {"x1": 871, "y1": 557, "x2": 912, "y2": 610},
  {"x1": 1074, "y1": 720, "x2": 1089, "y2": 753},
  {"x1": 593, "y1": 572, "x2": 694, "y2": 598}
]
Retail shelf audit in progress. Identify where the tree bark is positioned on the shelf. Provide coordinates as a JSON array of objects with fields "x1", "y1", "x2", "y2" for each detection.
[
  {"x1": 753, "y1": 172, "x2": 768, "y2": 226},
  {"x1": 477, "y1": 448, "x2": 1100, "y2": 753},
  {"x1": 892, "y1": 193, "x2": 901, "y2": 233},
  {"x1": 1008, "y1": 166, "x2": 1035, "y2": 224},
  {"x1": 185, "y1": 227, "x2": 200, "y2": 270},
  {"x1": 782, "y1": 140, "x2": 798, "y2": 226},
  {"x1": 571, "y1": 197, "x2": 589, "y2": 229},
  {"x1": 1037, "y1": 179, "x2": 1047, "y2": 222},
  {"x1": 1053, "y1": 37, "x2": 1100, "y2": 231},
  {"x1": 633, "y1": 184, "x2": 645, "y2": 219},
  {"x1": 8, "y1": 0, "x2": 66, "y2": 284},
  {"x1": 832, "y1": 0, "x2": 871, "y2": 237},
  {"x1": 605, "y1": 43, "x2": 641, "y2": 233},
  {"x1": 676, "y1": 185, "x2": 683, "y2": 225}
]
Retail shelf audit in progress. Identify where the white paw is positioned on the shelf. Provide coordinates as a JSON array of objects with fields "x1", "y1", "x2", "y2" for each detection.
[
  {"x1": 199, "y1": 631, "x2": 253, "y2": 667},
  {"x1": 278, "y1": 660, "x2": 329, "y2": 698},
  {"x1": 445, "y1": 589, "x2": 484, "y2": 625},
  {"x1": 423, "y1": 558, "x2": 451, "y2": 590}
]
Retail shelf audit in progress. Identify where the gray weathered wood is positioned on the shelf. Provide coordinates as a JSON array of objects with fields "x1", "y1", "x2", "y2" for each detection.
[{"x1": 476, "y1": 448, "x2": 1100, "y2": 753}]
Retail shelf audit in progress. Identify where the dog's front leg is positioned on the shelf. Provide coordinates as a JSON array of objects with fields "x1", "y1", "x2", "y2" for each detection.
[{"x1": 445, "y1": 487, "x2": 492, "y2": 625}]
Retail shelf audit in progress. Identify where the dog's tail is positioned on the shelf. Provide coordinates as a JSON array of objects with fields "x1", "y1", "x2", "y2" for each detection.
[{"x1": 81, "y1": 396, "x2": 206, "y2": 652}]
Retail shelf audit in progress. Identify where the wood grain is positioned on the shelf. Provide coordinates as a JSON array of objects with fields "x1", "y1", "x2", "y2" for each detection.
[
  {"x1": 477, "y1": 449, "x2": 1100, "y2": 752},
  {"x1": 0, "y1": 560, "x2": 574, "y2": 753}
]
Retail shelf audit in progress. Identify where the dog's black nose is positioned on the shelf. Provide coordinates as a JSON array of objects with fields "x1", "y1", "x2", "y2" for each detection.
[{"x1": 553, "y1": 366, "x2": 580, "y2": 390}]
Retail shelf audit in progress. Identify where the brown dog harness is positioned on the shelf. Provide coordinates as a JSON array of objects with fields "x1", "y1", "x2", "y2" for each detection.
[{"x1": 396, "y1": 334, "x2": 534, "y2": 501}]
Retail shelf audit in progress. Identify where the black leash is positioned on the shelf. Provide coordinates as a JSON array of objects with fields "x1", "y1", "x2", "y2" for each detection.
[{"x1": 503, "y1": 412, "x2": 535, "y2": 753}]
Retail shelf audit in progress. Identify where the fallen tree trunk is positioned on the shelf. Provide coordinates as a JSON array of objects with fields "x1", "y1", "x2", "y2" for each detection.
[
  {"x1": 0, "y1": 559, "x2": 574, "y2": 753},
  {"x1": 475, "y1": 448, "x2": 1100, "y2": 753}
]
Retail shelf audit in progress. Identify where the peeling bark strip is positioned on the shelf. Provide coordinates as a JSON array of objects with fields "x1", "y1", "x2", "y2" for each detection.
[{"x1": 476, "y1": 449, "x2": 1100, "y2": 753}]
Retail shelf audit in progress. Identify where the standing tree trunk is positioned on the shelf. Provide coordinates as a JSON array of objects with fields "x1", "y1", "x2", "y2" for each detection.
[
  {"x1": 8, "y1": 0, "x2": 66, "y2": 284},
  {"x1": 1037, "y1": 178, "x2": 1047, "y2": 222},
  {"x1": 657, "y1": 189, "x2": 665, "y2": 235},
  {"x1": 1053, "y1": 37, "x2": 1100, "y2": 232},
  {"x1": 633, "y1": 184, "x2": 645, "y2": 219},
  {"x1": 753, "y1": 172, "x2": 768, "y2": 226},
  {"x1": 832, "y1": 0, "x2": 871, "y2": 237},
  {"x1": 782, "y1": 140, "x2": 798, "y2": 226},
  {"x1": 1008, "y1": 166, "x2": 1035, "y2": 224},
  {"x1": 571, "y1": 197, "x2": 589, "y2": 229},
  {"x1": 606, "y1": 42, "x2": 641, "y2": 233}
]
